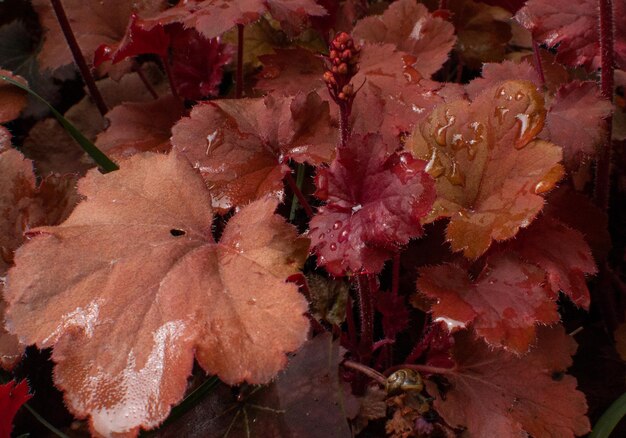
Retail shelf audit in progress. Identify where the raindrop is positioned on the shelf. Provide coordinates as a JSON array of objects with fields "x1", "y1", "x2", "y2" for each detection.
[
  {"x1": 338, "y1": 229, "x2": 349, "y2": 243},
  {"x1": 205, "y1": 129, "x2": 223, "y2": 155},
  {"x1": 514, "y1": 91, "x2": 525, "y2": 101},
  {"x1": 332, "y1": 221, "x2": 342, "y2": 230},
  {"x1": 318, "y1": 232, "x2": 325, "y2": 240},
  {"x1": 446, "y1": 161, "x2": 465, "y2": 187},
  {"x1": 330, "y1": 243, "x2": 337, "y2": 251},
  {"x1": 425, "y1": 149, "x2": 445, "y2": 178},
  {"x1": 434, "y1": 111, "x2": 456, "y2": 146}
]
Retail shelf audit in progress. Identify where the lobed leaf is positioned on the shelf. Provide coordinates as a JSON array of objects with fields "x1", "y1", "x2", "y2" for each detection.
[
  {"x1": 309, "y1": 134, "x2": 435, "y2": 276},
  {"x1": 407, "y1": 80, "x2": 564, "y2": 259},
  {"x1": 427, "y1": 326, "x2": 591, "y2": 437},
  {"x1": 4, "y1": 152, "x2": 310, "y2": 436},
  {"x1": 416, "y1": 253, "x2": 559, "y2": 352}
]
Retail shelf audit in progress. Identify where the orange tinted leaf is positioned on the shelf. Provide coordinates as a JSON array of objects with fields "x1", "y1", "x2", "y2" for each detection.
[
  {"x1": 352, "y1": 0, "x2": 456, "y2": 78},
  {"x1": 416, "y1": 254, "x2": 559, "y2": 352},
  {"x1": 0, "y1": 69, "x2": 27, "y2": 123},
  {"x1": 4, "y1": 152, "x2": 309, "y2": 436},
  {"x1": 96, "y1": 95, "x2": 184, "y2": 158},
  {"x1": 407, "y1": 80, "x2": 563, "y2": 259},
  {"x1": 465, "y1": 60, "x2": 541, "y2": 99},
  {"x1": 427, "y1": 326, "x2": 590, "y2": 437},
  {"x1": 171, "y1": 91, "x2": 334, "y2": 213},
  {"x1": 506, "y1": 216, "x2": 597, "y2": 309}
]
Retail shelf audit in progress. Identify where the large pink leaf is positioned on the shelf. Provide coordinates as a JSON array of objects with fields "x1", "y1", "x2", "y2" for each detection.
[
  {"x1": 309, "y1": 134, "x2": 435, "y2": 276},
  {"x1": 4, "y1": 152, "x2": 310, "y2": 436}
]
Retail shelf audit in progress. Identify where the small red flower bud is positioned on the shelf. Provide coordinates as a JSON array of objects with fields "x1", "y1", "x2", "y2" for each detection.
[{"x1": 338, "y1": 63, "x2": 348, "y2": 74}]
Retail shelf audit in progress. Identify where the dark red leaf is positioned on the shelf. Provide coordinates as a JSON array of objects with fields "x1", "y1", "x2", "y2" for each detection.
[
  {"x1": 309, "y1": 134, "x2": 436, "y2": 276},
  {"x1": 0, "y1": 380, "x2": 32, "y2": 438}
]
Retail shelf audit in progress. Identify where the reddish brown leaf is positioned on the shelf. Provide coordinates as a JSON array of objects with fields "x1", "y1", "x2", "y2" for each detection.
[
  {"x1": 0, "y1": 127, "x2": 10, "y2": 153},
  {"x1": 172, "y1": 91, "x2": 334, "y2": 212},
  {"x1": 542, "y1": 81, "x2": 612, "y2": 168},
  {"x1": 416, "y1": 254, "x2": 558, "y2": 352},
  {"x1": 96, "y1": 96, "x2": 184, "y2": 158},
  {"x1": 4, "y1": 152, "x2": 310, "y2": 436},
  {"x1": 374, "y1": 289, "x2": 411, "y2": 339},
  {"x1": 352, "y1": 0, "x2": 456, "y2": 78},
  {"x1": 465, "y1": 60, "x2": 541, "y2": 99},
  {"x1": 0, "y1": 379, "x2": 32, "y2": 438},
  {"x1": 256, "y1": 48, "x2": 325, "y2": 95},
  {"x1": 407, "y1": 80, "x2": 564, "y2": 259},
  {"x1": 0, "y1": 295, "x2": 23, "y2": 371},
  {"x1": 506, "y1": 216, "x2": 597, "y2": 309},
  {"x1": 515, "y1": 0, "x2": 626, "y2": 70},
  {"x1": 309, "y1": 134, "x2": 435, "y2": 276},
  {"x1": 34, "y1": 0, "x2": 167, "y2": 77},
  {"x1": 426, "y1": 326, "x2": 590, "y2": 437},
  {"x1": 0, "y1": 69, "x2": 27, "y2": 123}
]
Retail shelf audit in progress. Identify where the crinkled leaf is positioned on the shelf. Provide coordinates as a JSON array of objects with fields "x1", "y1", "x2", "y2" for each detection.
[
  {"x1": 171, "y1": 91, "x2": 334, "y2": 212},
  {"x1": 256, "y1": 48, "x2": 325, "y2": 95},
  {"x1": 352, "y1": 0, "x2": 456, "y2": 78},
  {"x1": 407, "y1": 80, "x2": 564, "y2": 259},
  {"x1": 506, "y1": 216, "x2": 596, "y2": 309},
  {"x1": 542, "y1": 81, "x2": 612, "y2": 168},
  {"x1": 0, "y1": 69, "x2": 27, "y2": 123},
  {"x1": 427, "y1": 326, "x2": 590, "y2": 437},
  {"x1": 34, "y1": 0, "x2": 167, "y2": 78},
  {"x1": 465, "y1": 60, "x2": 540, "y2": 99},
  {"x1": 4, "y1": 152, "x2": 310, "y2": 436},
  {"x1": 515, "y1": 0, "x2": 626, "y2": 70},
  {"x1": 0, "y1": 379, "x2": 32, "y2": 437},
  {"x1": 96, "y1": 95, "x2": 183, "y2": 158},
  {"x1": 416, "y1": 253, "x2": 558, "y2": 352},
  {"x1": 309, "y1": 134, "x2": 435, "y2": 276}
]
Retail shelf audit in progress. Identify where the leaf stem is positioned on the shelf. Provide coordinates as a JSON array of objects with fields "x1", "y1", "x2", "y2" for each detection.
[
  {"x1": 285, "y1": 171, "x2": 313, "y2": 218},
  {"x1": 24, "y1": 404, "x2": 70, "y2": 438},
  {"x1": 160, "y1": 55, "x2": 182, "y2": 103},
  {"x1": 339, "y1": 102, "x2": 351, "y2": 148},
  {"x1": 590, "y1": 392, "x2": 626, "y2": 438},
  {"x1": 532, "y1": 39, "x2": 546, "y2": 86},
  {"x1": 49, "y1": 0, "x2": 108, "y2": 117},
  {"x1": 236, "y1": 24, "x2": 244, "y2": 98},
  {"x1": 355, "y1": 273, "x2": 374, "y2": 360},
  {"x1": 134, "y1": 64, "x2": 159, "y2": 100},
  {"x1": 343, "y1": 359, "x2": 387, "y2": 385},
  {"x1": 391, "y1": 252, "x2": 400, "y2": 295},
  {"x1": 289, "y1": 163, "x2": 306, "y2": 220},
  {"x1": 594, "y1": 0, "x2": 615, "y2": 211}
]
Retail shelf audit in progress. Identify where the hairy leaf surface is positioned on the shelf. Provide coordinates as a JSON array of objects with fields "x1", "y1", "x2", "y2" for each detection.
[{"x1": 4, "y1": 152, "x2": 310, "y2": 436}]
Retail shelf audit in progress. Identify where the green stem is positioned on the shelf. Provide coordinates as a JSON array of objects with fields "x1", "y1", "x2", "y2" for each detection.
[
  {"x1": 24, "y1": 404, "x2": 70, "y2": 438},
  {"x1": 590, "y1": 392, "x2": 626, "y2": 438},
  {"x1": 0, "y1": 75, "x2": 118, "y2": 172},
  {"x1": 289, "y1": 163, "x2": 306, "y2": 221}
]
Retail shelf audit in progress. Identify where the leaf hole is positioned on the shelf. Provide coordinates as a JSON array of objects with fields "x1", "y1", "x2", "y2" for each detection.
[{"x1": 170, "y1": 229, "x2": 186, "y2": 237}]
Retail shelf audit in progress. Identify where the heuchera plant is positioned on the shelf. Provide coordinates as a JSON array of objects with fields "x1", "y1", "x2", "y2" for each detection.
[{"x1": 0, "y1": 0, "x2": 625, "y2": 436}]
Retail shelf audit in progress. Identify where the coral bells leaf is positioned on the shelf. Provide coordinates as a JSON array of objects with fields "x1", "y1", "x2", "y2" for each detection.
[
  {"x1": 4, "y1": 152, "x2": 310, "y2": 436},
  {"x1": 352, "y1": 0, "x2": 456, "y2": 78},
  {"x1": 416, "y1": 253, "x2": 559, "y2": 352},
  {"x1": 542, "y1": 81, "x2": 613, "y2": 168},
  {"x1": 515, "y1": 0, "x2": 626, "y2": 70},
  {"x1": 505, "y1": 216, "x2": 597, "y2": 309},
  {"x1": 0, "y1": 69, "x2": 28, "y2": 124},
  {"x1": 309, "y1": 134, "x2": 436, "y2": 276},
  {"x1": 171, "y1": 91, "x2": 334, "y2": 213},
  {"x1": 0, "y1": 379, "x2": 32, "y2": 438},
  {"x1": 406, "y1": 80, "x2": 564, "y2": 259},
  {"x1": 427, "y1": 326, "x2": 591, "y2": 437}
]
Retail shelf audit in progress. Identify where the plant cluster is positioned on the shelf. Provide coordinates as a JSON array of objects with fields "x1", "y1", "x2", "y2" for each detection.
[{"x1": 0, "y1": 0, "x2": 625, "y2": 437}]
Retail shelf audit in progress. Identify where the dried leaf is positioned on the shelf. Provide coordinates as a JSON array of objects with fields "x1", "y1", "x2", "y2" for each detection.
[
  {"x1": 309, "y1": 134, "x2": 435, "y2": 276},
  {"x1": 5, "y1": 152, "x2": 310, "y2": 436},
  {"x1": 427, "y1": 326, "x2": 591, "y2": 437},
  {"x1": 407, "y1": 80, "x2": 564, "y2": 259},
  {"x1": 416, "y1": 253, "x2": 559, "y2": 352}
]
